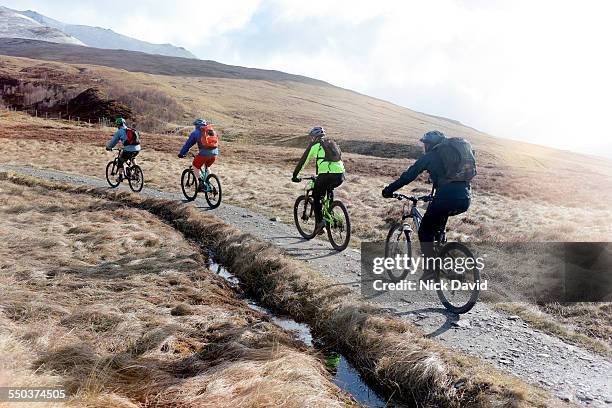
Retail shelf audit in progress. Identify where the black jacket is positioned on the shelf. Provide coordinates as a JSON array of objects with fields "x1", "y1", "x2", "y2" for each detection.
[{"x1": 386, "y1": 149, "x2": 471, "y2": 200}]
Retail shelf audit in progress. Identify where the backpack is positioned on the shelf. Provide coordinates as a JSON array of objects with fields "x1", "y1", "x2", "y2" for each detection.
[
  {"x1": 200, "y1": 127, "x2": 219, "y2": 149},
  {"x1": 434, "y1": 137, "x2": 477, "y2": 183},
  {"x1": 124, "y1": 127, "x2": 140, "y2": 146},
  {"x1": 318, "y1": 138, "x2": 342, "y2": 162}
]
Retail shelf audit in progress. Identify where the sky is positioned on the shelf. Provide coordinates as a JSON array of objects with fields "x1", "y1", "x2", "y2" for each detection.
[{"x1": 3, "y1": 0, "x2": 611, "y2": 156}]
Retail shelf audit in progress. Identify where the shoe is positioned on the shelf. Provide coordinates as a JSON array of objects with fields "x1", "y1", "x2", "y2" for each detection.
[
  {"x1": 115, "y1": 174, "x2": 123, "y2": 183},
  {"x1": 314, "y1": 221, "x2": 325, "y2": 235}
]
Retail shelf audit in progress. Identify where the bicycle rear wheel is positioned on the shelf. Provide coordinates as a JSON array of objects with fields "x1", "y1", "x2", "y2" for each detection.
[
  {"x1": 293, "y1": 195, "x2": 316, "y2": 239},
  {"x1": 384, "y1": 224, "x2": 412, "y2": 281},
  {"x1": 128, "y1": 165, "x2": 144, "y2": 192},
  {"x1": 436, "y1": 242, "x2": 480, "y2": 314},
  {"x1": 181, "y1": 168, "x2": 198, "y2": 201},
  {"x1": 105, "y1": 160, "x2": 120, "y2": 188},
  {"x1": 204, "y1": 174, "x2": 222, "y2": 209},
  {"x1": 326, "y1": 200, "x2": 351, "y2": 251}
]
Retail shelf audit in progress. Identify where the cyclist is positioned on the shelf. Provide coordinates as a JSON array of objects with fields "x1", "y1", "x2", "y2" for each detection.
[
  {"x1": 105, "y1": 118, "x2": 140, "y2": 182},
  {"x1": 382, "y1": 130, "x2": 476, "y2": 280},
  {"x1": 292, "y1": 126, "x2": 345, "y2": 234},
  {"x1": 178, "y1": 118, "x2": 219, "y2": 191}
]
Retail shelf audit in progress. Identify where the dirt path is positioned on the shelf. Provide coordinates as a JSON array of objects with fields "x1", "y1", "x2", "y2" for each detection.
[{"x1": 2, "y1": 164, "x2": 610, "y2": 407}]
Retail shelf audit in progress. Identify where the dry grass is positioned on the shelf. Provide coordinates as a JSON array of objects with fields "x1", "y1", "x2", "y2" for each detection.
[
  {"x1": 0, "y1": 179, "x2": 357, "y2": 407},
  {"x1": 1, "y1": 172, "x2": 573, "y2": 408},
  {"x1": 495, "y1": 303, "x2": 611, "y2": 356}
]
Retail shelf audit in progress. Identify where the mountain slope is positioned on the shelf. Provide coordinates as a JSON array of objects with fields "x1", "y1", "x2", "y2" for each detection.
[
  {"x1": 0, "y1": 6, "x2": 84, "y2": 45},
  {"x1": 19, "y1": 9, "x2": 196, "y2": 59}
]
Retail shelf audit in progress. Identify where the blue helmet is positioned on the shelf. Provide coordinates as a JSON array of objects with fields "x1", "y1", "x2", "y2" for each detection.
[
  {"x1": 308, "y1": 126, "x2": 326, "y2": 139},
  {"x1": 193, "y1": 118, "x2": 207, "y2": 127}
]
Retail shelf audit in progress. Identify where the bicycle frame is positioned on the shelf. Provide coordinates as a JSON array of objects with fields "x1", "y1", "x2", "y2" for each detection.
[
  {"x1": 394, "y1": 190, "x2": 446, "y2": 249},
  {"x1": 304, "y1": 180, "x2": 336, "y2": 224}
]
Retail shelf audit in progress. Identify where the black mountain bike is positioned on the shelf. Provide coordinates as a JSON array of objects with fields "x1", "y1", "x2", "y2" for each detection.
[
  {"x1": 105, "y1": 148, "x2": 144, "y2": 192},
  {"x1": 180, "y1": 153, "x2": 222, "y2": 209},
  {"x1": 385, "y1": 193, "x2": 480, "y2": 314},
  {"x1": 293, "y1": 176, "x2": 351, "y2": 251}
]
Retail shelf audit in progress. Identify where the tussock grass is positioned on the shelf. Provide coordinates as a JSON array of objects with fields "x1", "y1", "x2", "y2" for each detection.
[
  {"x1": 0, "y1": 178, "x2": 357, "y2": 407},
  {"x1": 1, "y1": 172, "x2": 572, "y2": 407}
]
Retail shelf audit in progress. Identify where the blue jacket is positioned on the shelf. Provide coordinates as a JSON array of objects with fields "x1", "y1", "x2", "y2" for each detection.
[
  {"x1": 106, "y1": 126, "x2": 141, "y2": 152},
  {"x1": 179, "y1": 126, "x2": 219, "y2": 157},
  {"x1": 387, "y1": 149, "x2": 471, "y2": 200}
]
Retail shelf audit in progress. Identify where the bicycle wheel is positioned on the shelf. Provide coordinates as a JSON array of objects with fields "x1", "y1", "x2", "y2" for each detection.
[
  {"x1": 105, "y1": 160, "x2": 120, "y2": 188},
  {"x1": 436, "y1": 242, "x2": 480, "y2": 314},
  {"x1": 293, "y1": 195, "x2": 316, "y2": 239},
  {"x1": 384, "y1": 224, "x2": 413, "y2": 281},
  {"x1": 127, "y1": 165, "x2": 144, "y2": 192},
  {"x1": 205, "y1": 174, "x2": 222, "y2": 209},
  {"x1": 181, "y1": 168, "x2": 198, "y2": 201},
  {"x1": 326, "y1": 201, "x2": 351, "y2": 251}
]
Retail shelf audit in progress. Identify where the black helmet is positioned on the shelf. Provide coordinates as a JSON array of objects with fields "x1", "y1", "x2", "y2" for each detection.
[{"x1": 420, "y1": 130, "x2": 445, "y2": 145}]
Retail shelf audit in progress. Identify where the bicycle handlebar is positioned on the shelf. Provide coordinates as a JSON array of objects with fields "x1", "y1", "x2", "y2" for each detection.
[
  {"x1": 296, "y1": 176, "x2": 316, "y2": 181},
  {"x1": 393, "y1": 193, "x2": 432, "y2": 203}
]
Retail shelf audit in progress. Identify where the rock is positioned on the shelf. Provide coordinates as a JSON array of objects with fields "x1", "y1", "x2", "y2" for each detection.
[
  {"x1": 270, "y1": 217, "x2": 281, "y2": 222},
  {"x1": 507, "y1": 315, "x2": 520, "y2": 321},
  {"x1": 452, "y1": 319, "x2": 471, "y2": 329},
  {"x1": 536, "y1": 353, "x2": 550, "y2": 358}
]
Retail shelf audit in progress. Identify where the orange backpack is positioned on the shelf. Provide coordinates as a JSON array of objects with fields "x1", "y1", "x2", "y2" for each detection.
[{"x1": 200, "y1": 126, "x2": 219, "y2": 149}]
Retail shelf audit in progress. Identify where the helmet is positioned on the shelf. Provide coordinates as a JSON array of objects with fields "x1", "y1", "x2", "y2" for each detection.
[
  {"x1": 308, "y1": 126, "x2": 326, "y2": 139},
  {"x1": 193, "y1": 118, "x2": 207, "y2": 127},
  {"x1": 115, "y1": 118, "x2": 126, "y2": 126},
  {"x1": 420, "y1": 130, "x2": 445, "y2": 146}
]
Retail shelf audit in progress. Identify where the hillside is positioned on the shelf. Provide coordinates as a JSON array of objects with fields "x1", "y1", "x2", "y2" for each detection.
[{"x1": 3, "y1": 38, "x2": 610, "y2": 175}]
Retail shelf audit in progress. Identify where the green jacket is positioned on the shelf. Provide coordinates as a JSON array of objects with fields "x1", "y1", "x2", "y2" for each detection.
[{"x1": 293, "y1": 140, "x2": 345, "y2": 177}]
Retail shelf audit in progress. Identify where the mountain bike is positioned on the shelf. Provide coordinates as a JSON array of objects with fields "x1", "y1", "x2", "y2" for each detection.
[
  {"x1": 293, "y1": 176, "x2": 351, "y2": 251},
  {"x1": 385, "y1": 193, "x2": 480, "y2": 314},
  {"x1": 105, "y1": 148, "x2": 144, "y2": 192},
  {"x1": 180, "y1": 153, "x2": 222, "y2": 209}
]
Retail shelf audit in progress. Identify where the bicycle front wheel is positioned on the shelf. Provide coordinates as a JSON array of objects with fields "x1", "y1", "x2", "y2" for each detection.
[
  {"x1": 436, "y1": 242, "x2": 480, "y2": 314},
  {"x1": 293, "y1": 195, "x2": 316, "y2": 239},
  {"x1": 326, "y1": 200, "x2": 351, "y2": 251},
  {"x1": 128, "y1": 165, "x2": 144, "y2": 192},
  {"x1": 205, "y1": 174, "x2": 222, "y2": 209},
  {"x1": 181, "y1": 168, "x2": 198, "y2": 201},
  {"x1": 384, "y1": 224, "x2": 412, "y2": 281},
  {"x1": 105, "y1": 160, "x2": 120, "y2": 188}
]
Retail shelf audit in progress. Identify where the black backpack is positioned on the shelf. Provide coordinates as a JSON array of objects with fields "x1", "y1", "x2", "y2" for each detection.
[
  {"x1": 433, "y1": 137, "x2": 476, "y2": 184},
  {"x1": 318, "y1": 138, "x2": 342, "y2": 162}
]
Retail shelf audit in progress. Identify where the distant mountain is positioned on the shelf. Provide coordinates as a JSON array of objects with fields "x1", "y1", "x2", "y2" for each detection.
[
  {"x1": 0, "y1": 6, "x2": 84, "y2": 45},
  {"x1": 0, "y1": 6, "x2": 196, "y2": 59},
  {"x1": 0, "y1": 38, "x2": 329, "y2": 84}
]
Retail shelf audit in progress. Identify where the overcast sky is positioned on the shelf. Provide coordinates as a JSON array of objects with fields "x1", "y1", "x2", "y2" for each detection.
[{"x1": 4, "y1": 0, "x2": 611, "y2": 155}]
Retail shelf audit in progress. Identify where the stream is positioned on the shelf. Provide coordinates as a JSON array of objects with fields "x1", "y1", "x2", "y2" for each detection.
[{"x1": 212, "y1": 260, "x2": 394, "y2": 407}]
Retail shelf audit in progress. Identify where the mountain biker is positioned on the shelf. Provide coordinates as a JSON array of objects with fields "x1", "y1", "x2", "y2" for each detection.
[
  {"x1": 292, "y1": 126, "x2": 345, "y2": 234},
  {"x1": 382, "y1": 130, "x2": 475, "y2": 280},
  {"x1": 178, "y1": 118, "x2": 219, "y2": 191},
  {"x1": 105, "y1": 118, "x2": 140, "y2": 182}
]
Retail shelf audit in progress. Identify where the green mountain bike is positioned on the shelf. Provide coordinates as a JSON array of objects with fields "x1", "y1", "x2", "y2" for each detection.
[
  {"x1": 293, "y1": 176, "x2": 351, "y2": 251},
  {"x1": 180, "y1": 153, "x2": 222, "y2": 209}
]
